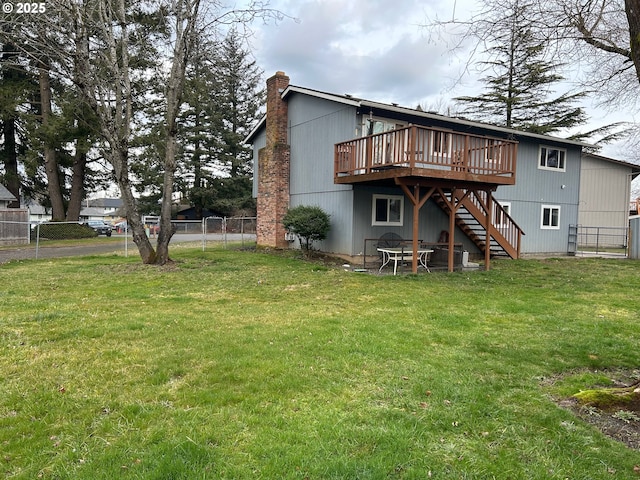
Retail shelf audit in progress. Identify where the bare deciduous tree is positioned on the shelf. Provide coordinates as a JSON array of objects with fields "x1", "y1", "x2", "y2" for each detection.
[
  {"x1": 428, "y1": 0, "x2": 640, "y2": 160},
  {"x1": 430, "y1": 0, "x2": 639, "y2": 108},
  {"x1": 2, "y1": 0, "x2": 283, "y2": 264}
]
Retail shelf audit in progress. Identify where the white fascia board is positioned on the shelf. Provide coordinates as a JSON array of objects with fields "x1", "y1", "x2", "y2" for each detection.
[
  {"x1": 282, "y1": 85, "x2": 361, "y2": 107},
  {"x1": 244, "y1": 115, "x2": 266, "y2": 144}
]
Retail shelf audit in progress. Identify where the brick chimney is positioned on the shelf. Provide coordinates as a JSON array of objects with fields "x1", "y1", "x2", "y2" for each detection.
[{"x1": 256, "y1": 71, "x2": 291, "y2": 248}]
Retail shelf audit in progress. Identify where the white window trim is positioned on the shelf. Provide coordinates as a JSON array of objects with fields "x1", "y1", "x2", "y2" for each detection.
[
  {"x1": 431, "y1": 130, "x2": 452, "y2": 157},
  {"x1": 496, "y1": 201, "x2": 511, "y2": 228},
  {"x1": 538, "y1": 145, "x2": 567, "y2": 172},
  {"x1": 485, "y1": 139, "x2": 502, "y2": 164},
  {"x1": 541, "y1": 204, "x2": 561, "y2": 230},
  {"x1": 363, "y1": 117, "x2": 406, "y2": 137},
  {"x1": 372, "y1": 194, "x2": 404, "y2": 226}
]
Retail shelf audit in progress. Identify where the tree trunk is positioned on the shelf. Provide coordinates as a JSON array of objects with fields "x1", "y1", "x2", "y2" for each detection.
[
  {"x1": 626, "y1": 0, "x2": 640, "y2": 83},
  {"x1": 65, "y1": 136, "x2": 88, "y2": 221},
  {"x1": 1, "y1": 42, "x2": 22, "y2": 208},
  {"x1": 38, "y1": 60, "x2": 66, "y2": 220},
  {"x1": 155, "y1": 0, "x2": 200, "y2": 265},
  {"x1": 111, "y1": 147, "x2": 156, "y2": 263},
  {"x1": 1, "y1": 115, "x2": 21, "y2": 208},
  {"x1": 155, "y1": 59, "x2": 181, "y2": 264},
  {"x1": 156, "y1": 135, "x2": 177, "y2": 265}
]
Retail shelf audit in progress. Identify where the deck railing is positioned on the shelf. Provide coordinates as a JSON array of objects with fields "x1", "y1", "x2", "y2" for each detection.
[
  {"x1": 464, "y1": 190, "x2": 523, "y2": 258},
  {"x1": 335, "y1": 125, "x2": 517, "y2": 181}
]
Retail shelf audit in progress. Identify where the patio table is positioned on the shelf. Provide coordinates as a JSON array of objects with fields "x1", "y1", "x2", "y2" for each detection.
[{"x1": 377, "y1": 247, "x2": 433, "y2": 275}]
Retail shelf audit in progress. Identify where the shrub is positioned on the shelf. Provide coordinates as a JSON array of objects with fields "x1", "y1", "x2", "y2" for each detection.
[
  {"x1": 282, "y1": 205, "x2": 331, "y2": 252},
  {"x1": 32, "y1": 222, "x2": 97, "y2": 241}
]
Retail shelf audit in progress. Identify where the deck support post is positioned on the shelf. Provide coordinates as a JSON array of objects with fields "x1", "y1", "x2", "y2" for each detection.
[
  {"x1": 397, "y1": 180, "x2": 435, "y2": 273},
  {"x1": 447, "y1": 189, "x2": 458, "y2": 272},
  {"x1": 437, "y1": 188, "x2": 471, "y2": 272},
  {"x1": 485, "y1": 191, "x2": 492, "y2": 271}
]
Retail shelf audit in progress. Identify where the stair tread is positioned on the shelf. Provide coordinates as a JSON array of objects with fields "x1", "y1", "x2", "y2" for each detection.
[{"x1": 434, "y1": 191, "x2": 520, "y2": 259}]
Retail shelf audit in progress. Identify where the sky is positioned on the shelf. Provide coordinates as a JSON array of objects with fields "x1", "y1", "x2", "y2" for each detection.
[
  {"x1": 247, "y1": 0, "x2": 638, "y2": 163},
  {"x1": 251, "y1": 0, "x2": 472, "y2": 109}
]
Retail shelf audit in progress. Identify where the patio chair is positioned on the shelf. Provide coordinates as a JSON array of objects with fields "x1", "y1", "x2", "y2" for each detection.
[
  {"x1": 377, "y1": 232, "x2": 403, "y2": 249},
  {"x1": 376, "y1": 232, "x2": 403, "y2": 271}
]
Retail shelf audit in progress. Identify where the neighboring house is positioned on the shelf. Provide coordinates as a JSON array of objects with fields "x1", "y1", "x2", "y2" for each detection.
[
  {"x1": 79, "y1": 207, "x2": 110, "y2": 222},
  {"x1": 577, "y1": 153, "x2": 639, "y2": 228},
  {"x1": 246, "y1": 71, "x2": 634, "y2": 270},
  {"x1": 26, "y1": 202, "x2": 113, "y2": 224},
  {"x1": 0, "y1": 184, "x2": 28, "y2": 246},
  {"x1": 86, "y1": 197, "x2": 124, "y2": 223},
  {"x1": 175, "y1": 206, "x2": 220, "y2": 220},
  {"x1": 0, "y1": 183, "x2": 17, "y2": 209},
  {"x1": 26, "y1": 201, "x2": 51, "y2": 223}
]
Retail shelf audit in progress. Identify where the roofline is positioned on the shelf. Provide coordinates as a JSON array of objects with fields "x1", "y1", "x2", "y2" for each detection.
[
  {"x1": 244, "y1": 114, "x2": 266, "y2": 144},
  {"x1": 243, "y1": 85, "x2": 359, "y2": 144},
  {"x1": 0, "y1": 184, "x2": 17, "y2": 202},
  {"x1": 245, "y1": 83, "x2": 593, "y2": 148},
  {"x1": 282, "y1": 85, "x2": 362, "y2": 107},
  {"x1": 582, "y1": 151, "x2": 640, "y2": 172},
  {"x1": 358, "y1": 98, "x2": 591, "y2": 148}
]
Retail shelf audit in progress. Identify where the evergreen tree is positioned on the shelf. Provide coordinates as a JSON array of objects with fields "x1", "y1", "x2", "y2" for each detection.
[
  {"x1": 0, "y1": 40, "x2": 33, "y2": 207},
  {"x1": 1, "y1": 25, "x2": 104, "y2": 219},
  {"x1": 178, "y1": 28, "x2": 264, "y2": 217},
  {"x1": 454, "y1": 0, "x2": 587, "y2": 135},
  {"x1": 178, "y1": 34, "x2": 223, "y2": 200},
  {"x1": 216, "y1": 29, "x2": 264, "y2": 178}
]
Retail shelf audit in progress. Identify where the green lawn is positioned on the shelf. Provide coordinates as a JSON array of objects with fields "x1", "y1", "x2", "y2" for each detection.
[{"x1": 1, "y1": 249, "x2": 639, "y2": 479}]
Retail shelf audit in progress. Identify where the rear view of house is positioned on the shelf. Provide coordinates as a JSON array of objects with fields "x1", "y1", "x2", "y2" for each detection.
[{"x1": 246, "y1": 71, "x2": 634, "y2": 271}]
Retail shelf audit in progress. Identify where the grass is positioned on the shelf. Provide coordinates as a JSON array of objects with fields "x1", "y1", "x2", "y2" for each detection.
[
  {"x1": 0, "y1": 235, "x2": 123, "y2": 250},
  {"x1": 1, "y1": 248, "x2": 639, "y2": 479}
]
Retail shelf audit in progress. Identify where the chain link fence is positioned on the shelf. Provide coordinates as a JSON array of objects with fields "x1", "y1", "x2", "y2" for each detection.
[
  {"x1": 0, "y1": 216, "x2": 256, "y2": 263},
  {"x1": 201, "y1": 216, "x2": 256, "y2": 250},
  {"x1": 569, "y1": 225, "x2": 629, "y2": 256}
]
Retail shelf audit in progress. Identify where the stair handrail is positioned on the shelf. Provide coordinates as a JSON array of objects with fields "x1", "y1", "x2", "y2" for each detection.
[{"x1": 455, "y1": 190, "x2": 525, "y2": 258}]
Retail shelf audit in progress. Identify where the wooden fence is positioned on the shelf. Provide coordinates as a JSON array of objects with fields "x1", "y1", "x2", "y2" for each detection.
[{"x1": 0, "y1": 209, "x2": 30, "y2": 246}]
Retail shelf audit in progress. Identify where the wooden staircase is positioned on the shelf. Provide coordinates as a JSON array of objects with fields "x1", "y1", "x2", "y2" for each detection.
[{"x1": 433, "y1": 190, "x2": 524, "y2": 259}]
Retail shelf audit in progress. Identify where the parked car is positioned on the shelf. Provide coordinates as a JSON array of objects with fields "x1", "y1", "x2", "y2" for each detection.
[{"x1": 84, "y1": 220, "x2": 113, "y2": 237}]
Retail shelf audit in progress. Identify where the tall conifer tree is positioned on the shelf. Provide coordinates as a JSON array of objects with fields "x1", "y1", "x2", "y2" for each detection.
[
  {"x1": 180, "y1": 28, "x2": 264, "y2": 217},
  {"x1": 0, "y1": 41, "x2": 31, "y2": 207},
  {"x1": 216, "y1": 29, "x2": 264, "y2": 178},
  {"x1": 454, "y1": 0, "x2": 587, "y2": 135}
]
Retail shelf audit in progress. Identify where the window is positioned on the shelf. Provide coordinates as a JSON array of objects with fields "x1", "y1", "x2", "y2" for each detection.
[
  {"x1": 541, "y1": 205, "x2": 560, "y2": 229},
  {"x1": 485, "y1": 139, "x2": 502, "y2": 163},
  {"x1": 364, "y1": 118, "x2": 404, "y2": 136},
  {"x1": 495, "y1": 202, "x2": 511, "y2": 228},
  {"x1": 372, "y1": 195, "x2": 404, "y2": 226},
  {"x1": 539, "y1": 146, "x2": 566, "y2": 171},
  {"x1": 431, "y1": 131, "x2": 451, "y2": 155}
]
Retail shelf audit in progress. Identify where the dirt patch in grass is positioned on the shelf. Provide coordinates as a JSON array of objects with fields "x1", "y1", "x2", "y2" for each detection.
[
  {"x1": 545, "y1": 368, "x2": 640, "y2": 450},
  {"x1": 255, "y1": 246, "x2": 350, "y2": 267}
]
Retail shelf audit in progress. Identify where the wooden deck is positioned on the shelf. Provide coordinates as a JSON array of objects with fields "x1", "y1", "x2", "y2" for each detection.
[
  {"x1": 334, "y1": 125, "x2": 523, "y2": 271},
  {"x1": 334, "y1": 125, "x2": 517, "y2": 186}
]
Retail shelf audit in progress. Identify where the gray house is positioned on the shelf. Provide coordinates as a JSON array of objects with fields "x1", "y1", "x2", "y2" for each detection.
[
  {"x1": 577, "y1": 153, "x2": 639, "y2": 228},
  {"x1": 0, "y1": 183, "x2": 17, "y2": 209},
  {"x1": 247, "y1": 71, "x2": 632, "y2": 270}
]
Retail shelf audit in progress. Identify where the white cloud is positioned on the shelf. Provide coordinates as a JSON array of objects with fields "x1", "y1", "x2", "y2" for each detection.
[
  {"x1": 247, "y1": 0, "x2": 637, "y2": 161},
  {"x1": 252, "y1": 0, "x2": 468, "y2": 105}
]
